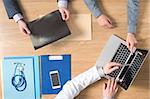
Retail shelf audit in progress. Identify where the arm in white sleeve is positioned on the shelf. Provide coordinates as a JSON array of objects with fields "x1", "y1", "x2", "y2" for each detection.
[
  {"x1": 58, "y1": 0, "x2": 68, "y2": 8},
  {"x1": 55, "y1": 66, "x2": 105, "y2": 99},
  {"x1": 13, "y1": 13, "x2": 23, "y2": 23}
]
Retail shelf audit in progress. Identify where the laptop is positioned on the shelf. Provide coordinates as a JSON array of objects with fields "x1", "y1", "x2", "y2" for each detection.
[
  {"x1": 95, "y1": 35, "x2": 149, "y2": 90},
  {"x1": 28, "y1": 10, "x2": 71, "y2": 50}
]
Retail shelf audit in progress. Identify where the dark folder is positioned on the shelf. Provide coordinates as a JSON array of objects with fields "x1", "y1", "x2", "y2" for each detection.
[{"x1": 28, "y1": 10, "x2": 71, "y2": 50}]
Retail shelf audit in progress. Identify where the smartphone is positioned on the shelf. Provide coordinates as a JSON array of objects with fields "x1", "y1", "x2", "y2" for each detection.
[{"x1": 49, "y1": 70, "x2": 61, "y2": 89}]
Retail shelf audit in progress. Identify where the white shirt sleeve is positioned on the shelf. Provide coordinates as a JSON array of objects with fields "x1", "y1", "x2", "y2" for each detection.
[
  {"x1": 55, "y1": 66, "x2": 105, "y2": 99},
  {"x1": 13, "y1": 13, "x2": 23, "y2": 23},
  {"x1": 58, "y1": 0, "x2": 68, "y2": 8}
]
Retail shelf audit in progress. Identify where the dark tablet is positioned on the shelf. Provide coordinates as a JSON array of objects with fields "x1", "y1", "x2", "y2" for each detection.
[{"x1": 28, "y1": 10, "x2": 71, "y2": 50}]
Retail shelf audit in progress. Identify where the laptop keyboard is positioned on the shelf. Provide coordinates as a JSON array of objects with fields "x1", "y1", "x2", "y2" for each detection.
[
  {"x1": 118, "y1": 51, "x2": 144, "y2": 90},
  {"x1": 108, "y1": 43, "x2": 130, "y2": 78},
  {"x1": 107, "y1": 45, "x2": 148, "y2": 90},
  {"x1": 103, "y1": 36, "x2": 148, "y2": 90}
]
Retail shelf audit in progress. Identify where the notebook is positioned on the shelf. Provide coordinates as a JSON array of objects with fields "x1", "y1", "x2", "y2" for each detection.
[
  {"x1": 28, "y1": 10, "x2": 71, "y2": 50},
  {"x1": 1, "y1": 56, "x2": 40, "y2": 99},
  {"x1": 40, "y1": 55, "x2": 71, "y2": 94},
  {"x1": 65, "y1": 14, "x2": 92, "y2": 40}
]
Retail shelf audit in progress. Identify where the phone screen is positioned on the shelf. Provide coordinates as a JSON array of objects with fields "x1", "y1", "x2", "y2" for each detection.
[{"x1": 51, "y1": 73, "x2": 60, "y2": 86}]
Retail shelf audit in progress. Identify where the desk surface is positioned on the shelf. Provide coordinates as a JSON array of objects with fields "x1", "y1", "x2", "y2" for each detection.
[{"x1": 0, "y1": 0, "x2": 150, "y2": 99}]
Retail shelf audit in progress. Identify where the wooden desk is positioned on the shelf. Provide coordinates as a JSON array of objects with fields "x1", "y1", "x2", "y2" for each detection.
[{"x1": 0, "y1": 0, "x2": 149, "y2": 99}]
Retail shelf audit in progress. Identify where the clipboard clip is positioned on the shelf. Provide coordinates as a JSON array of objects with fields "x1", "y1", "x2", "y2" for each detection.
[{"x1": 49, "y1": 55, "x2": 63, "y2": 61}]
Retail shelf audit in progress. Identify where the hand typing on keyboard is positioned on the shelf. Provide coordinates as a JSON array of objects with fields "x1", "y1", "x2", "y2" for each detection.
[
  {"x1": 103, "y1": 79, "x2": 118, "y2": 99},
  {"x1": 103, "y1": 62, "x2": 122, "y2": 75}
]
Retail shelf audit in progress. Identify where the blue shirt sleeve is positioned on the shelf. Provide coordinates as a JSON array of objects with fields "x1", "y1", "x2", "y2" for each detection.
[
  {"x1": 128, "y1": 0, "x2": 140, "y2": 34},
  {"x1": 84, "y1": 0, "x2": 102, "y2": 18}
]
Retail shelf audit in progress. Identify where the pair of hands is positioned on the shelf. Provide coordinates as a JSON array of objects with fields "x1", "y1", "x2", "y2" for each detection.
[
  {"x1": 101, "y1": 62, "x2": 121, "y2": 99},
  {"x1": 97, "y1": 15, "x2": 137, "y2": 53},
  {"x1": 17, "y1": 7, "x2": 70, "y2": 35}
]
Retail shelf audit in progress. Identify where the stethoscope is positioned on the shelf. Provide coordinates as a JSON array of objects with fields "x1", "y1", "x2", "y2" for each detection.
[{"x1": 11, "y1": 63, "x2": 27, "y2": 92}]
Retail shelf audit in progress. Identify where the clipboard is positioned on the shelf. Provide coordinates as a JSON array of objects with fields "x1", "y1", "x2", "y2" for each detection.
[
  {"x1": 2, "y1": 56, "x2": 40, "y2": 99},
  {"x1": 40, "y1": 54, "x2": 71, "y2": 94}
]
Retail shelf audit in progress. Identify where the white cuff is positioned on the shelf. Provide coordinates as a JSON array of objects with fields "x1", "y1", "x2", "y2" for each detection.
[
  {"x1": 97, "y1": 67, "x2": 105, "y2": 78},
  {"x1": 58, "y1": 1, "x2": 68, "y2": 8},
  {"x1": 13, "y1": 13, "x2": 23, "y2": 23}
]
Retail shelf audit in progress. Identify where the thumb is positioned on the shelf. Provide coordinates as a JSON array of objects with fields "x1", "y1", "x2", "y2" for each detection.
[
  {"x1": 60, "y1": 10, "x2": 65, "y2": 20},
  {"x1": 109, "y1": 66, "x2": 119, "y2": 73},
  {"x1": 115, "y1": 87, "x2": 118, "y2": 93},
  {"x1": 103, "y1": 83, "x2": 107, "y2": 91},
  {"x1": 126, "y1": 41, "x2": 130, "y2": 50},
  {"x1": 129, "y1": 43, "x2": 134, "y2": 54},
  {"x1": 64, "y1": 10, "x2": 69, "y2": 21},
  {"x1": 103, "y1": 83, "x2": 105, "y2": 91},
  {"x1": 24, "y1": 26, "x2": 31, "y2": 34},
  {"x1": 135, "y1": 40, "x2": 138, "y2": 44},
  {"x1": 107, "y1": 18, "x2": 112, "y2": 24},
  {"x1": 106, "y1": 21, "x2": 113, "y2": 28}
]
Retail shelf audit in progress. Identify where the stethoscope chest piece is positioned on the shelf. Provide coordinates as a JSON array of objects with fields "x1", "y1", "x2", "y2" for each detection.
[{"x1": 12, "y1": 63, "x2": 27, "y2": 92}]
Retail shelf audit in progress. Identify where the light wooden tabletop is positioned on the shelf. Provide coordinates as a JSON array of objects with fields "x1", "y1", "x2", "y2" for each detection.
[{"x1": 0, "y1": 0, "x2": 149, "y2": 99}]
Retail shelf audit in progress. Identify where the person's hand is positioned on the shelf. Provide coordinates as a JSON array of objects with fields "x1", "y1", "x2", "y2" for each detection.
[
  {"x1": 126, "y1": 33, "x2": 137, "y2": 53},
  {"x1": 103, "y1": 79, "x2": 118, "y2": 99},
  {"x1": 17, "y1": 19, "x2": 31, "y2": 35},
  {"x1": 103, "y1": 62, "x2": 122, "y2": 74},
  {"x1": 59, "y1": 7, "x2": 70, "y2": 21},
  {"x1": 96, "y1": 14, "x2": 113, "y2": 29}
]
